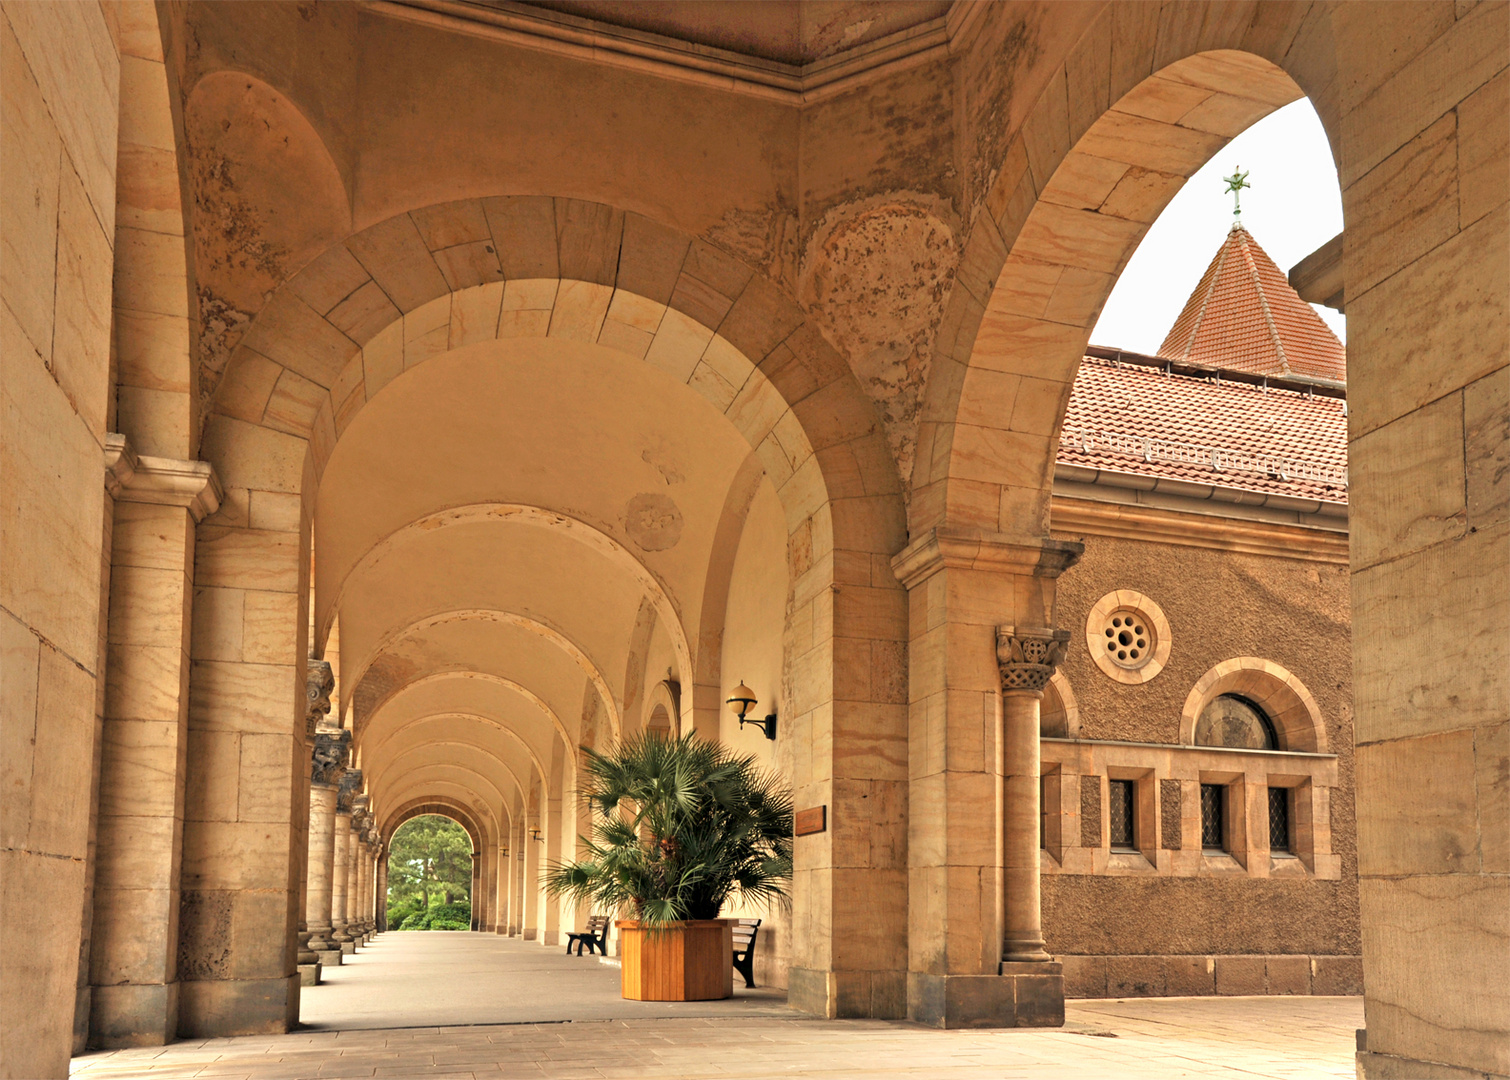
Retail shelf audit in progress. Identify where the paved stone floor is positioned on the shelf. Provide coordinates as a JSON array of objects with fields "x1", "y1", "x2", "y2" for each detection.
[
  {"x1": 71, "y1": 933, "x2": 1363, "y2": 1079},
  {"x1": 300, "y1": 933, "x2": 791, "y2": 1029}
]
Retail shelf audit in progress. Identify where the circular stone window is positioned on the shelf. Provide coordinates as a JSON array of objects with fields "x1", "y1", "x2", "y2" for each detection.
[{"x1": 1086, "y1": 590, "x2": 1172, "y2": 684}]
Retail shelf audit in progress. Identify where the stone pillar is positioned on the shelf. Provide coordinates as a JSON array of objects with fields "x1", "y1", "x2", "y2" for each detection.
[
  {"x1": 996, "y1": 628, "x2": 1069, "y2": 964},
  {"x1": 523, "y1": 813, "x2": 540, "y2": 941},
  {"x1": 305, "y1": 727, "x2": 347, "y2": 970},
  {"x1": 470, "y1": 852, "x2": 482, "y2": 931},
  {"x1": 89, "y1": 441, "x2": 220, "y2": 1048},
  {"x1": 361, "y1": 827, "x2": 377, "y2": 939},
  {"x1": 330, "y1": 772, "x2": 359, "y2": 950},
  {"x1": 297, "y1": 664, "x2": 337, "y2": 985},
  {"x1": 504, "y1": 839, "x2": 516, "y2": 936},
  {"x1": 892, "y1": 530, "x2": 1079, "y2": 1029},
  {"x1": 344, "y1": 796, "x2": 367, "y2": 951},
  {"x1": 369, "y1": 839, "x2": 383, "y2": 936}
]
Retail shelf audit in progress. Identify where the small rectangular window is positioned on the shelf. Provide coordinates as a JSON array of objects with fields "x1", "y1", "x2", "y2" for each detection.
[
  {"x1": 1200, "y1": 783, "x2": 1226, "y2": 851},
  {"x1": 1268, "y1": 786, "x2": 1291, "y2": 853},
  {"x1": 1108, "y1": 779, "x2": 1136, "y2": 850}
]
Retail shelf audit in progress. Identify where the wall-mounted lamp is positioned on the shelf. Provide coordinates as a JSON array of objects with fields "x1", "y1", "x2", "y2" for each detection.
[
  {"x1": 530, "y1": 827, "x2": 543, "y2": 842},
  {"x1": 726, "y1": 681, "x2": 777, "y2": 740},
  {"x1": 500, "y1": 848, "x2": 509, "y2": 858}
]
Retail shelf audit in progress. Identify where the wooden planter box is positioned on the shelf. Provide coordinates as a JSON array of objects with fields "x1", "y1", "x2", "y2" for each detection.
[{"x1": 616, "y1": 920, "x2": 733, "y2": 1001}]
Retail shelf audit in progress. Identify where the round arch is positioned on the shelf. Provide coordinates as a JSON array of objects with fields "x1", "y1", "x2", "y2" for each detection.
[
  {"x1": 326, "y1": 504, "x2": 690, "y2": 683},
  {"x1": 364, "y1": 711, "x2": 550, "y2": 795},
  {"x1": 642, "y1": 679, "x2": 682, "y2": 737},
  {"x1": 347, "y1": 612, "x2": 621, "y2": 742},
  {"x1": 1180, "y1": 657, "x2": 1327, "y2": 753},
  {"x1": 915, "y1": 39, "x2": 1336, "y2": 537},
  {"x1": 382, "y1": 796, "x2": 492, "y2": 852},
  {"x1": 365, "y1": 736, "x2": 535, "y2": 814}
]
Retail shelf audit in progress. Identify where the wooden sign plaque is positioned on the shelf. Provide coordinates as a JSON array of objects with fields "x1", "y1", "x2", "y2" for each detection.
[{"x1": 794, "y1": 805, "x2": 827, "y2": 836}]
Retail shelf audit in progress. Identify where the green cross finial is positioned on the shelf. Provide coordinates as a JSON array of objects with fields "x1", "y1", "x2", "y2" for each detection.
[{"x1": 1223, "y1": 166, "x2": 1251, "y2": 220}]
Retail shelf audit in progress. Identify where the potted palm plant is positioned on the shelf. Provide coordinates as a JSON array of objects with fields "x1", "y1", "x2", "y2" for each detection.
[{"x1": 545, "y1": 733, "x2": 793, "y2": 1001}]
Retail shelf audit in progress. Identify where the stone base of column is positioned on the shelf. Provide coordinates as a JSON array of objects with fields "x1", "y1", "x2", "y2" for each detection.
[
  {"x1": 88, "y1": 982, "x2": 178, "y2": 1048},
  {"x1": 787, "y1": 966, "x2": 907, "y2": 1019},
  {"x1": 341, "y1": 941, "x2": 356, "y2": 954},
  {"x1": 1356, "y1": 1049, "x2": 1497, "y2": 1079},
  {"x1": 177, "y1": 975, "x2": 299, "y2": 1037},
  {"x1": 313, "y1": 948, "x2": 342, "y2": 967},
  {"x1": 906, "y1": 964, "x2": 1064, "y2": 1029},
  {"x1": 297, "y1": 963, "x2": 321, "y2": 986}
]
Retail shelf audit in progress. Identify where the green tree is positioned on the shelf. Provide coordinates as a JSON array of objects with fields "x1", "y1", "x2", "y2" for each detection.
[{"x1": 386, "y1": 815, "x2": 473, "y2": 911}]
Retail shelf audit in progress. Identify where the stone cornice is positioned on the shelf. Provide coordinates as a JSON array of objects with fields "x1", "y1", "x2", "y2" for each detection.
[
  {"x1": 365, "y1": 0, "x2": 981, "y2": 104},
  {"x1": 1049, "y1": 495, "x2": 1349, "y2": 566},
  {"x1": 891, "y1": 528, "x2": 1084, "y2": 591},
  {"x1": 104, "y1": 434, "x2": 223, "y2": 522}
]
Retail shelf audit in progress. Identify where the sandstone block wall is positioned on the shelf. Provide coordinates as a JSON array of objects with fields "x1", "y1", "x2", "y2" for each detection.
[{"x1": 1, "y1": 2, "x2": 119, "y2": 1076}]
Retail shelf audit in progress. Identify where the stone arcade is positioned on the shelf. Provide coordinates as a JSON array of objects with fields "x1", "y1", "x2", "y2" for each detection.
[{"x1": 1, "y1": 3, "x2": 1504, "y2": 1079}]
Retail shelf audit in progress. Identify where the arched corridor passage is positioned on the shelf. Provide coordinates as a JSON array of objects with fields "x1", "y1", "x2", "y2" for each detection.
[{"x1": 3, "y1": 3, "x2": 1502, "y2": 1078}]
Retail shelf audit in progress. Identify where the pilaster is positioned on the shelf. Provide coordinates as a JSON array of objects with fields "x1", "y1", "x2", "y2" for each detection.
[
  {"x1": 89, "y1": 438, "x2": 220, "y2": 1048},
  {"x1": 891, "y1": 528, "x2": 1079, "y2": 1029}
]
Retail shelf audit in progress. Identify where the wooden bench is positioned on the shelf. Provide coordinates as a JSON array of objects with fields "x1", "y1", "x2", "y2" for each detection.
[
  {"x1": 731, "y1": 918, "x2": 761, "y2": 988},
  {"x1": 565, "y1": 915, "x2": 610, "y2": 956}
]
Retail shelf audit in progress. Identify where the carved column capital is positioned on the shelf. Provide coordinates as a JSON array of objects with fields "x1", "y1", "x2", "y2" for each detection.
[
  {"x1": 996, "y1": 626, "x2": 1070, "y2": 695},
  {"x1": 311, "y1": 728, "x2": 350, "y2": 788},
  {"x1": 306, "y1": 660, "x2": 335, "y2": 738},
  {"x1": 336, "y1": 769, "x2": 364, "y2": 813}
]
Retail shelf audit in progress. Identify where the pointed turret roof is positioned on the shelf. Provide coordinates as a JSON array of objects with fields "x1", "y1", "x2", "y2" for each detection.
[{"x1": 1158, "y1": 224, "x2": 1346, "y2": 382}]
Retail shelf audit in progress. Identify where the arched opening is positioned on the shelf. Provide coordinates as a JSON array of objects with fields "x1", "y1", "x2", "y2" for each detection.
[{"x1": 383, "y1": 813, "x2": 476, "y2": 930}]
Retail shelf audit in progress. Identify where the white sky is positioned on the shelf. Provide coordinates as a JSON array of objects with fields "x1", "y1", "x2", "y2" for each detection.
[{"x1": 1089, "y1": 99, "x2": 1347, "y2": 353}]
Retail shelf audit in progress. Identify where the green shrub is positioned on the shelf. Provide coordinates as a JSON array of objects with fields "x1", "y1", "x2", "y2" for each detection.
[
  {"x1": 386, "y1": 898, "x2": 424, "y2": 929},
  {"x1": 396, "y1": 901, "x2": 471, "y2": 931}
]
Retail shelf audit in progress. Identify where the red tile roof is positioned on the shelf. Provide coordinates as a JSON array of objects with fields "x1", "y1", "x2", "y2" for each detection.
[
  {"x1": 1159, "y1": 224, "x2": 1347, "y2": 382},
  {"x1": 1057, "y1": 355, "x2": 1349, "y2": 504}
]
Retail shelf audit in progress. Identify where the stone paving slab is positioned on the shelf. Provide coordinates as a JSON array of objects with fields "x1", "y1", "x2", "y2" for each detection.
[{"x1": 71, "y1": 933, "x2": 1363, "y2": 1079}]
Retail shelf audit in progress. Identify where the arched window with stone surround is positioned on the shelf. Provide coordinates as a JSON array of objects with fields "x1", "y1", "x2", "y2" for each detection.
[
  {"x1": 1180, "y1": 658, "x2": 1327, "y2": 754},
  {"x1": 1195, "y1": 694, "x2": 1279, "y2": 751}
]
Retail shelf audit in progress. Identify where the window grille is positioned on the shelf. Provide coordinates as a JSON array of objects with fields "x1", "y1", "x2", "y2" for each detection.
[
  {"x1": 1268, "y1": 786, "x2": 1291, "y2": 853},
  {"x1": 1108, "y1": 780, "x2": 1136, "y2": 850},
  {"x1": 1200, "y1": 783, "x2": 1225, "y2": 851}
]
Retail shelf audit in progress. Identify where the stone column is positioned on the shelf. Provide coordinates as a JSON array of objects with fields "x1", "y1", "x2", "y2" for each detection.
[
  {"x1": 361, "y1": 827, "x2": 378, "y2": 939},
  {"x1": 997, "y1": 628, "x2": 1069, "y2": 963},
  {"x1": 892, "y1": 529, "x2": 1079, "y2": 1029},
  {"x1": 331, "y1": 771, "x2": 360, "y2": 950},
  {"x1": 306, "y1": 726, "x2": 347, "y2": 970},
  {"x1": 344, "y1": 796, "x2": 367, "y2": 951},
  {"x1": 89, "y1": 440, "x2": 220, "y2": 1048},
  {"x1": 504, "y1": 839, "x2": 516, "y2": 936},
  {"x1": 369, "y1": 839, "x2": 383, "y2": 936},
  {"x1": 470, "y1": 852, "x2": 482, "y2": 931},
  {"x1": 297, "y1": 664, "x2": 337, "y2": 985}
]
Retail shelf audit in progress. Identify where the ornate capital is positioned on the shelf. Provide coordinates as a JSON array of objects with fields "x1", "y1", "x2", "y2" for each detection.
[
  {"x1": 996, "y1": 625, "x2": 1070, "y2": 694},
  {"x1": 311, "y1": 728, "x2": 350, "y2": 788},
  {"x1": 336, "y1": 769, "x2": 364, "y2": 813},
  {"x1": 305, "y1": 660, "x2": 335, "y2": 737}
]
